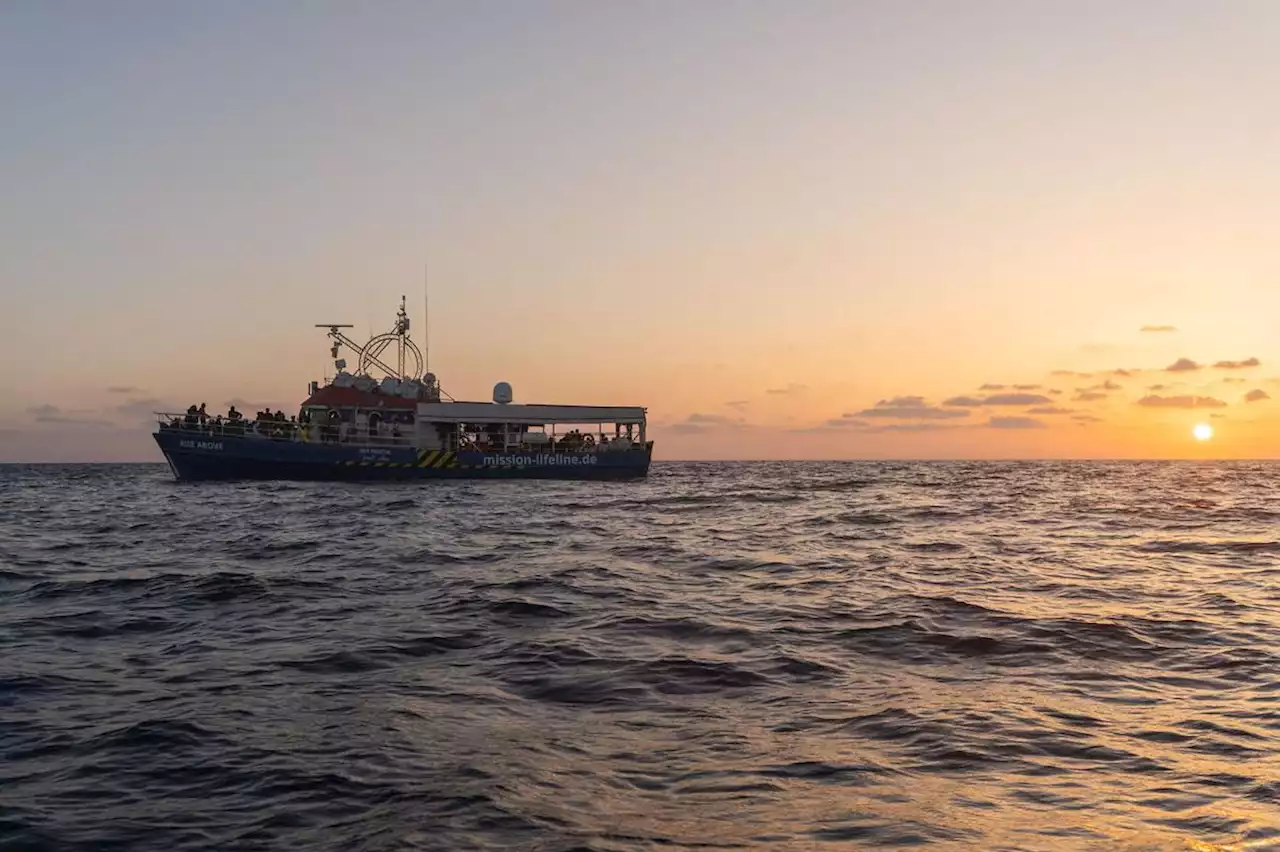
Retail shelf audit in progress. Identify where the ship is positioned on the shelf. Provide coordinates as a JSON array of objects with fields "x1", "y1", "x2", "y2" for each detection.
[{"x1": 153, "y1": 296, "x2": 653, "y2": 481}]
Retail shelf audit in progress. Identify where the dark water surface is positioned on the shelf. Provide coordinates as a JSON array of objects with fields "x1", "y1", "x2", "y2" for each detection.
[{"x1": 2, "y1": 462, "x2": 1279, "y2": 851}]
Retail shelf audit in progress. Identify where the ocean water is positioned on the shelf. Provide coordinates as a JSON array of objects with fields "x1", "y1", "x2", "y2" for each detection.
[{"x1": 1, "y1": 461, "x2": 1278, "y2": 852}]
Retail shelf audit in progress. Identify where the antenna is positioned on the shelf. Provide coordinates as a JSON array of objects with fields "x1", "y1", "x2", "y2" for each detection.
[{"x1": 430, "y1": 262, "x2": 435, "y2": 370}]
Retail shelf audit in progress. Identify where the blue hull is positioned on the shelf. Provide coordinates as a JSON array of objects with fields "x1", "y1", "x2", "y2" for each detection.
[{"x1": 153, "y1": 429, "x2": 652, "y2": 482}]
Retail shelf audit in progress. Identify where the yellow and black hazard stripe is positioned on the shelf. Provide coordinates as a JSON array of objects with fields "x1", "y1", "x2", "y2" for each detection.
[
  {"x1": 333, "y1": 449, "x2": 465, "y2": 469},
  {"x1": 414, "y1": 449, "x2": 458, "y2": 469}
]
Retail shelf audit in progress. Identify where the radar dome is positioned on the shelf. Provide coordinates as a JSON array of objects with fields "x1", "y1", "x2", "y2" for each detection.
[{"x1": 493, "y1": 381, "x2": 513, "y2": 404}]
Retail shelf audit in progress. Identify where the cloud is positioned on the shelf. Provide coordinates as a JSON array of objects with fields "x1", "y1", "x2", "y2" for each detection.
[
  {"x1": 1245, "y1": 389, "x2": 1270, "y2": 403},
  {"x1": 813, "y1": 414, "x2": 958, "y2": 433},
  {"x1": 978, "y1": 383, "x2": 1006, "y2": 391},
  {"x1": 725, "y1": 400, "x2": 750, "y2": 411},
  {"x1": 1141, "y1": 325, "x2": 1177, "y2": 333},
  {"x1": 853, "y1": 396, "x2": 969, "y2": 420},
  {"x1": 1083, "y1": 380, "x2": 1122, "y2": 392},
  {"x1": 1051, "y1": 370, "x2": 1093, "y2": 378},
  {"x1": 765, "y1": 383, "x2": 807, "y2": 395},
  {"x1": 25, "y1": 404, "x2": 114, "y2": 427},
  {"x1": 1073, "y1": 391, "x2": 1108, "y2": 402},
  {"x1": 877, "y1": 422, "x2": 960, "y2": 433},
  {"x1": 1213, "y1": 357, "x2": 1261, "y2": 370},
  {"x1": 1013, "y1": 384, "x2": 1042, "y2": 391},
  {"x1": 666, "y1": 412, "x2": 749, "y2": 434},
  {"x1": 108, "y1": 399, "x2": 180, "y2": 429},
  {"x1": 945, "y1": 393, "x2": 1053, "y2": 407},
  {"x1": 983, "y1": 393, "x2": 1053, "y2": 406},
  {"x1": 1146, "y1": 384, "x2": 1171, "y2": 391},
  {"x1": 686, "y1": 413, "x2": 745, "y2": 426},
  {"x1": 106, "y1": 386, "x2": 143, "y2": 394},
  {"x1": 1210, "y1": 413, "x2": 1227, "y2": 419},
  {"x1": 1165, "y1": 358, "x2": 1201, "y2": 372},
  {"x1": 1222, "y1": 377, "x2": 1246, "y2": 384},
  {"x1": 987, "y1": 416, "x2": 1046, "y2": 429},
  {"x1": 1048, "y1": 388, "x2": 1064, "y2": 395},
  {"x1": 1136, "y1": 394, "x2": 1227, "y2": 409},
  {"x1": 666, "y1": 422, "x2": 710, "y2": 435},
  {"x1": 1027, "y1": 406, "x2": 1073, "y2": 415},
  {"x1": 1109, "y1": 369, "x2": 1137, "y2": 378},
  {"x1": 1072, "y1": 413, "x2": 1104, "y2": 424}
]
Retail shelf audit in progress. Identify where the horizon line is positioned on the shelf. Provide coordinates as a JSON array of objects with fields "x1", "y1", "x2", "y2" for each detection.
[{"x1": 3, "y1": 457, "x2": 1278, "y2": 466}]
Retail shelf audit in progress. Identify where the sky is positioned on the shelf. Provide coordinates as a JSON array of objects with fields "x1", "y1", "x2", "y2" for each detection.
[{"x1": 2, "y1": 0, "x2": 1279, "y2": 461}]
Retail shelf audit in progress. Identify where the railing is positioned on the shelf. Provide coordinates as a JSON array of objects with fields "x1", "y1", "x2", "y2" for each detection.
[
  {"x1": 154, "y1": 413, "x2": 416, "y2": 447},
  {"x1": 155, "y1": 413, "x2": 653, "y2": 453}
]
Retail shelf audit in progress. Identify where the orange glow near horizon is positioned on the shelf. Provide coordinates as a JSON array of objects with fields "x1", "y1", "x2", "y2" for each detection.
[{"x1": 2, "y1": 324, "x2": 1279, "y2": 461}]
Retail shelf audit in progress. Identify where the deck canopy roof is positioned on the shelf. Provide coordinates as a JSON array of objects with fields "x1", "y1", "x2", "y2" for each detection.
[{"x1": 416, "y1": 401, "x2": 646, "y2": 425}]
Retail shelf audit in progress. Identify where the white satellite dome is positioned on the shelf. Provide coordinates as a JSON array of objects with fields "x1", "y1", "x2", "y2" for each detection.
[{"x1": 493, "y1": 381, "x2": 513, "y2": 404}]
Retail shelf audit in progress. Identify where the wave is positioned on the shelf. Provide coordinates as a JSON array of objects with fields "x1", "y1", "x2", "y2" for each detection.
[{"x1": 3, "y1": 460, "x2": 1278, "y2": 851}]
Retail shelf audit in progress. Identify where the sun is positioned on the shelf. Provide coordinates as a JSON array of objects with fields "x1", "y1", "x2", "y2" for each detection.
[{"x1": 1193, "y1": 423, "x2": 1214, "y2": 441}]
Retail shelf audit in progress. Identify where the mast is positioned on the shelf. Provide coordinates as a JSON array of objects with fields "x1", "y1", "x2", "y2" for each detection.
[{"x1": 398, "y1": 294, "x2": 407, "y2": 379}]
